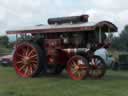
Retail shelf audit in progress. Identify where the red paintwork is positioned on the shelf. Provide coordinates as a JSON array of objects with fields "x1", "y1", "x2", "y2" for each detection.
[{"x1": 44, "y1": 38, "x2": 75, "y2": 65}]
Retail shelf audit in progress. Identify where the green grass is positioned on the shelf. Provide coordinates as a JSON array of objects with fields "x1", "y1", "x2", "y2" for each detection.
[{"x1": 0, "y1": 67, "x2": 128, "y2": 96}]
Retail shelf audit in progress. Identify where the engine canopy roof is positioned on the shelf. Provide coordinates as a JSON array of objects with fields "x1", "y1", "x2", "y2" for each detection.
[{"x1": 7, "y1": 15, "x2": 118, "y2": 35}]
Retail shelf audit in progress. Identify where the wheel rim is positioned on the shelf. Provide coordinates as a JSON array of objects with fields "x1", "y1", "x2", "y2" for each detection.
[
  {"x1": 13, "y1": 43, "x2": 39, "y2": 78},
  {"x1": 67, "y1": 56, "x2": 88, "y2": 80},
  {"x1": 89, "y1": 56, "x2": 106, "y2": 79}
]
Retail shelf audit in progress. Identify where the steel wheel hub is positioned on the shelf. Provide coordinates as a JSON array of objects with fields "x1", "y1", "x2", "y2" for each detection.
[
  {"x1": 74, "y1": 65, "x2": 80, "y2": 70},
  {"x1": 22, "y1": 56, "x2": 31, "y2": 65}
]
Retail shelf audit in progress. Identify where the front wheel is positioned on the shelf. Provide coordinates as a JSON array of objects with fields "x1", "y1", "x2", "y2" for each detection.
[
  {"x1": 88, "y1": 55, "x2": 106, "y2": 79},
  {"x1": 66, "y1": 55, "x2": 89, "y2": 80}
]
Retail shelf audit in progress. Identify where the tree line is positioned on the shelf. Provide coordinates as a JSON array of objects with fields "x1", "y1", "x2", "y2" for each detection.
[
  {"x1": 0, "y1": 36, "x2": 10, "y2": 48},
  {"x1": 112, "y1": 25, "x2": 128, "y2": 51}
]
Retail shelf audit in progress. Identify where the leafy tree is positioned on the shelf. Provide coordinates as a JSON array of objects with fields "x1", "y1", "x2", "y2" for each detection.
[
  {"x1": 0, "y1": 36, "x2": 9, "y2": 47},
  {"x1": 112, "y1": 25, "x2": 128, "y2": 51}
]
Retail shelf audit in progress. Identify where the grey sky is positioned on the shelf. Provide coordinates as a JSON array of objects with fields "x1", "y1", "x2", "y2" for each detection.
[{"x1": 0, "y1": 0, "x2": 128, "y2": 35}]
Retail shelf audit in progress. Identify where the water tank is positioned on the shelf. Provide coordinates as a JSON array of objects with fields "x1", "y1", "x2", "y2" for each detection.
[{"x1": 48, "y1": 15, "x2": 89, "y2": 25}]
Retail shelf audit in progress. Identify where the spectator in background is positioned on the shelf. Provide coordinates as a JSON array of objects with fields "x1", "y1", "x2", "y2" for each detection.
[{"x1": 94, "y1": 43, "x2": 113, "y2": 67}]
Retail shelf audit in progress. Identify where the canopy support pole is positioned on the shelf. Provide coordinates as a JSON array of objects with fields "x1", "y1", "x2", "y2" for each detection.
[
  {"x1": 108, "y1": 27, "x2": 110, "y2": 32},
  {"x1": 108, "y1": 27, "x2": 111, "y2": 43},
  {"x1": 16, "y1": 34, "x2": 18, "y2": 48},
  {"x1": 99, "y1": 27, "x2": 102, "y2": 43}
]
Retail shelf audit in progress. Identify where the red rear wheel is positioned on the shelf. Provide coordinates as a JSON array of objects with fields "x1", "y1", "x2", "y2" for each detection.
[
  {"x1": 67, "y1": 55, "x2": 89, "y2": 80},
  {"x1": 13, "y1": 42, "x2": 44, "y2": 78},
  {"x1": 88, "y1": 56, "x2": 106, "y2": 79}
]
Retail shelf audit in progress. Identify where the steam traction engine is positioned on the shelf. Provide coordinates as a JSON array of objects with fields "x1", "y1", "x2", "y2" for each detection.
[{"x1": 7, "y1": 15, "x2": 117, "y2": 80}]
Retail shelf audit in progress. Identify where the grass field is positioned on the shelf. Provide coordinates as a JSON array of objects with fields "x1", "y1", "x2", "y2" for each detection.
[{"x1": 0, "y1": 67, "x2": 128, "y2": 96}]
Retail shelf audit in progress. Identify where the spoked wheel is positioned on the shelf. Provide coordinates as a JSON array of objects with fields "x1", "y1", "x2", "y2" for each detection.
[
  {"x1": 88, "y1": 55, "x2": 106, "y2": 79},
  {"x1": 66, "y1": 55, "x2": 89, "y2": 80},
  {"x1": 13, "y1": 42, "x2": 44, "y2": 78}
]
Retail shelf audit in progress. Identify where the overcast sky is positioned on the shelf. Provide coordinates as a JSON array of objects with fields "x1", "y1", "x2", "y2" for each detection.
[{"x1": 0, "y1": 0, "x2": 128, "y2": 35}]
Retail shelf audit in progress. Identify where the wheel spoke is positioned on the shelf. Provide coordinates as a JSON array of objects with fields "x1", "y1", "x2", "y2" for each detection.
[
  {"x1": 79, "y1": 65, "x2": 88, "y2": 69},
  {"x1": 25, "y1": 47, "x2": 30, "y2": 56},
  {"x1": 28, "y1": 49, "x2": 35, "y2": 56},
  {"x1": 77, "y1": 71, "x2": 81, "y2": 77},
  {"x1": 22, "y1": 49, "x2": 27, "y2": 56},
  {"x1": 72, "y1": 61, "x2": 77, "y2": 67},
  {"x1": 16, "y1": 60, "x2": 23, "y2": 64},
  {"x1": 19, "y1": 64, "x2": 26, "y2": 71},
  {"x1": 29, "y1": 66, "x2": 33, "y2": 75},
  {"x1": 30, "y1": 54, "x2": 37, "y2": 59},
  {"x1": 30, "y1": 60, "x2": 37, "y2": 63},
  {"x1": 92, "y1": 59, "x2": 96, "y2": 65},
  {"x1": 24, "y1": 66, "x2": 29, "y2": 75},
  {"x1": 77, "y1": 59, "x2": 84, "y2": 65},
  {"x1": 17, "y1": 53, "x2": 24, "y2": 58},
  {"x1": 96, "y1": 60, "x2": 101, "y2": 65},
  {"x1": 72, "y1": 69, "x2": 77, "y2": 74}
]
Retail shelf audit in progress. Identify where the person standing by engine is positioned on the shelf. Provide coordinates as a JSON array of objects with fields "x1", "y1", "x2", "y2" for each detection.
[{"x1": 94, "y1": 43, "x2": 109, "y2": 65}]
